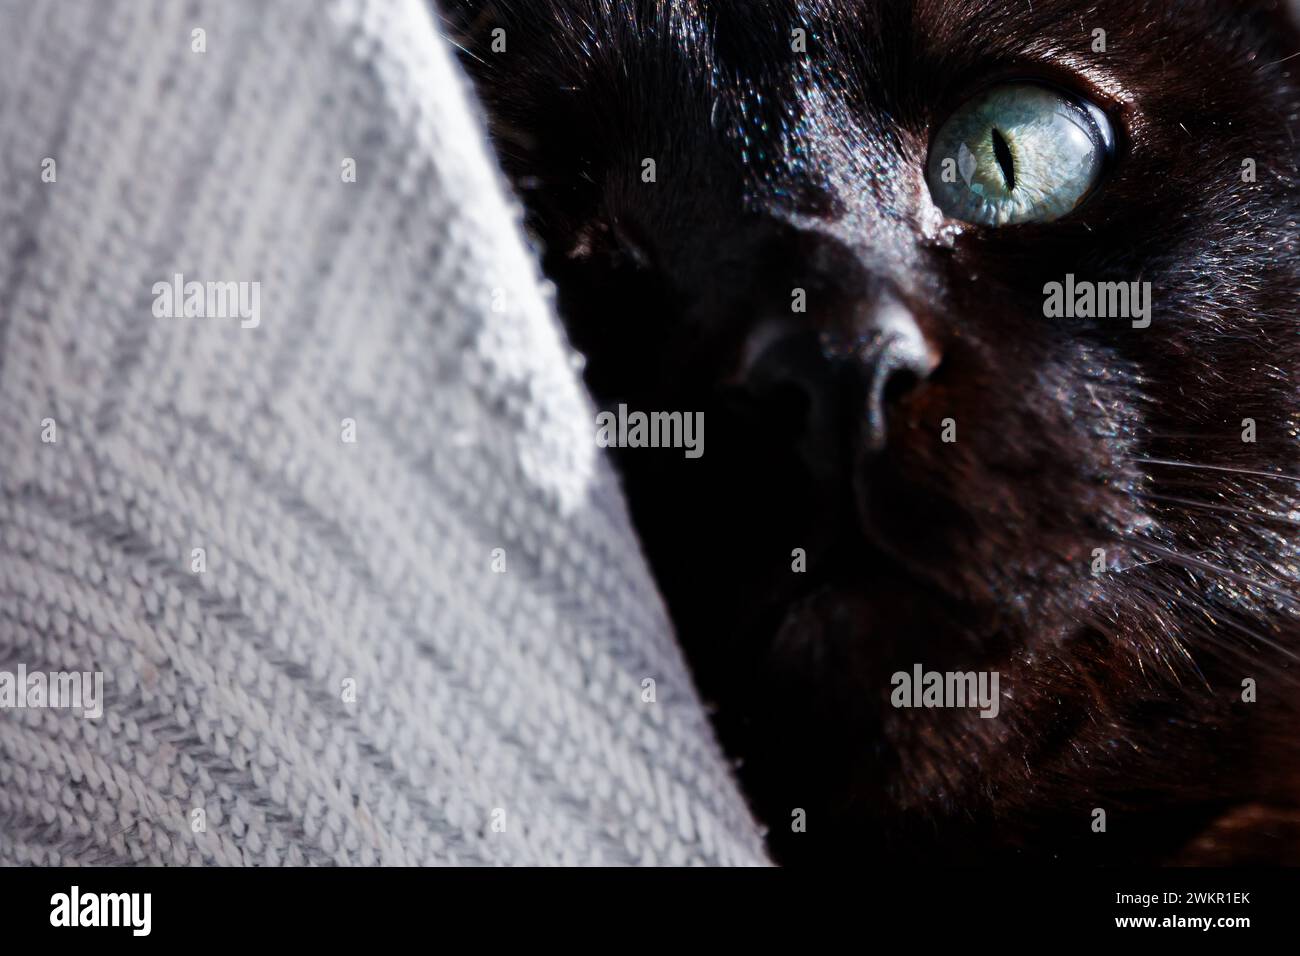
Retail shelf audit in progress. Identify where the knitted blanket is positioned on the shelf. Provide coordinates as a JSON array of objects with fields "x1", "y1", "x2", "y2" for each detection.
[{"x1": 0, "y1": 0, "x2": 768, "y2": 866}]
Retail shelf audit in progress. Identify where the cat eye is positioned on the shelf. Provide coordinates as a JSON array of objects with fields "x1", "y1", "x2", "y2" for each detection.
[{"x1": 925, "y1": 81, "x2": 1114, "y2": 226}]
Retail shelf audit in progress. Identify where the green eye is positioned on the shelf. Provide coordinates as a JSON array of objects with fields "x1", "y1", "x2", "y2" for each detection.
[{"x1": 926, "y1": 82, "x2": 1114, "y2": 226}]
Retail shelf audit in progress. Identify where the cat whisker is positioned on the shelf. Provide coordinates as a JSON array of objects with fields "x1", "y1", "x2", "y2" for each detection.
[
  {"x1": 438, "y1": 31, "x2": 488, "y2": 67},
  {"x1": 1134, "y1": 491, "x2": 1300, "y2": 527},
  {"x1": 1126, "y1": 578, "x2": 1299, "y2": 664},
  {"x1": 1125, "y1": 457, "x2": 1300, "y2": 484},
  {"x1": 1121, "y1": 540, "x2": 1300, "y2": 611}
]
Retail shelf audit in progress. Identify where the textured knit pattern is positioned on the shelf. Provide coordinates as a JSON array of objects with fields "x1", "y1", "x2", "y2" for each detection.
[{"x1": 0, "y1": 0, "x2": 769, "y2": 866}]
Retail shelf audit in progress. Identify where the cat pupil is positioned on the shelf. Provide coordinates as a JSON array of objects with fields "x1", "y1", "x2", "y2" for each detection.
[{"x1": 991, "y1": 127, "x2": 1015, "y2": 190}]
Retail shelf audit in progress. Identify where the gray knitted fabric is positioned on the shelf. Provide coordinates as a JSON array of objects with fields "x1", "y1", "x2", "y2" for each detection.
[{"x1": 0, "y1": 0, "x2": 768, "y2": 866}]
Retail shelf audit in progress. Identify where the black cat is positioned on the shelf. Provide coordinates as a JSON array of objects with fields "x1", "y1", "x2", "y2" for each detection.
[{"x1": 441, "y1": 0, "x2": 1300, "y2": 864}]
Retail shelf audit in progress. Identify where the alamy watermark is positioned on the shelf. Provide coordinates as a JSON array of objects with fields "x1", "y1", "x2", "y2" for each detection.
[
  {"x1": 1043, "y1": 274, "x2": 1151, "y2": 328},
  {"x1": 595, "y1": 403, "x2": 704, "y2": 459},
  {"x1": 0, "y1": 664, "x2": 103, "y2": 719},
  {"x1": 50, "y1": 886, "x2": 150, "y2": 936},
  {"x1": 152, "y1": 272, "x2": 260, "y2": 328},
  {"x1": 890, "y1": 664, "x2": 1000, "y2": 718}
]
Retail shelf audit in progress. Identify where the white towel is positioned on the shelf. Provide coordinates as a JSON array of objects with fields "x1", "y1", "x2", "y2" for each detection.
[{"x1": 0, "y1": 0, "x2": 768, "y2": 866}]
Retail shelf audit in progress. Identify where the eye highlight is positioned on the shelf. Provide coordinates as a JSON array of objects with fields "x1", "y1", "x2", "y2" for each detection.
[{"x1": 925, "y1": 82, "x2": 1114, "y2": 226}]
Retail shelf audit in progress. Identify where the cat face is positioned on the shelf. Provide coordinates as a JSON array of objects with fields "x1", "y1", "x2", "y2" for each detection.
[{"x1": 445, "y1": 0, "x2": 1300, "y2": 862}]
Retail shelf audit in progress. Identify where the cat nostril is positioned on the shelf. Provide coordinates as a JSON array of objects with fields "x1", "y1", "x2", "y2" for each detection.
[
  {"x1": 855, "y1": 301, "x2": 936, "y2": 451},
  {"x1": 741, "y1": 329, "x2": 843, "y2": 452},
  {"x1": 860, "y1": 336, "x2": 932, "y2": 452},
  {"x1": 881, "y1": 364, "x2": 922, "y2": 408},
  {"x1": 759, "y1": 379, "x2": 815, "y2": 439}
]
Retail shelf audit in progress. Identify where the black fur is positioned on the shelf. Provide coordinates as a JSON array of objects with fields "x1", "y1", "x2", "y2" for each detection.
[{"x1": 443, "y1": 0, "x2": 1300, "y2": 864}]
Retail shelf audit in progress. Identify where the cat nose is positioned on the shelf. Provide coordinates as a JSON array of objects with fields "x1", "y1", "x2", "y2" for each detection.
[
  {"x1": 741, "y1": 297, "x2": 936, "y2": 461},
  {"x1": 850, "y1": 299, "x2": 936, "y2": 451}
]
